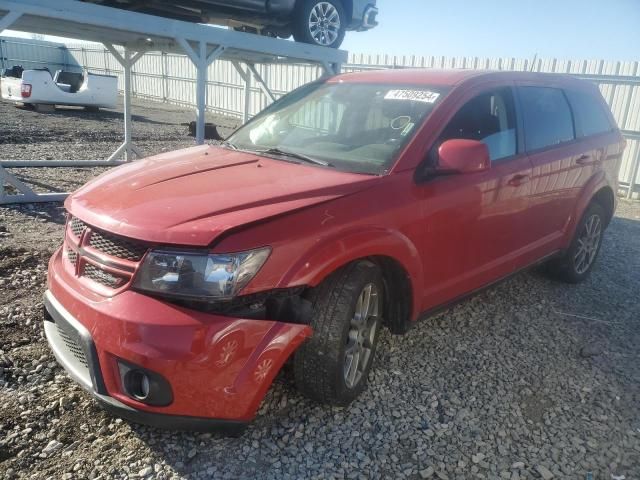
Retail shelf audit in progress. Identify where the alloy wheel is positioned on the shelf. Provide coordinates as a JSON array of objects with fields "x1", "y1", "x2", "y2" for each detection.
[
  {"x1": 308, "y1": 2, "x2": 341, "y2": 46},
  {"x1": 344, "y1": 283, "x2": 380, "y2": 389},
  {"x1": 574, "y1": 214, "x2": 602, "y2": 274}
]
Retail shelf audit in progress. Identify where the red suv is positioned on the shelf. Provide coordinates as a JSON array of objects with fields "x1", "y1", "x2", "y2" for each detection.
[{"x1": 45, "y1": 69, "x2": 624, "y2": 433}]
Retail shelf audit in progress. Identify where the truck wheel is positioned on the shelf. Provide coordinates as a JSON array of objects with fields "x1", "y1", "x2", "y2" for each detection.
[
  {"x1": 294, "y1": 260, "x2": 383, "y2": 405},
  {"x1": 292, "y1": 0, "x2": 346, "y2": 48},
  {"x1": 546, "y1": 202, "x2": 606, "y2": 283}
]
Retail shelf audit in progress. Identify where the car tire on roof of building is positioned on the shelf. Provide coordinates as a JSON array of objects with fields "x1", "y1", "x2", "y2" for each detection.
[
  {"x1": 546, "y1": 201, "x2": 606, "y2": 283},
  {"x1": 294, "y1": 260, "x2": 384, "y2": 405},
  {"x1": 293, "y1": 0, "x2": 347, "y2": 48}
]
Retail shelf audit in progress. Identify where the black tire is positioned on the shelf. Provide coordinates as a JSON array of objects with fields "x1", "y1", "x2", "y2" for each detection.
[
  {"x1": 546, "y1": 202, "x2": 606, "y2": 283},
  {"x1": 294, "y1": 260, "x2": 383, "y2": 405},
  {"x1": 292, "y1": 0, "x2": 346, "y2": 49}
]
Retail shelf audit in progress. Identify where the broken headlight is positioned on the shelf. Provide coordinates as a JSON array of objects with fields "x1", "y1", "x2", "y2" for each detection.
[{"x1": 133, "y1": 247, "x2": 271, "y2": 300}]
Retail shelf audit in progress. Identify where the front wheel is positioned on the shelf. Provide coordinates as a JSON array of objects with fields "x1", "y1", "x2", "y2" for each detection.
[
  {"x1": 546, "y1": 202, "x2": 606, "y2": 283},
  {"x1": 294, "y1": 261, "x2": 383, "y2": 405},
  {"x1": 292, "y1": 0, "x2": 347, "y2": 48}
]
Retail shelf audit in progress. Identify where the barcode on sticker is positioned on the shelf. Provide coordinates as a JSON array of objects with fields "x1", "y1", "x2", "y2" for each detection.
[{"x1": 385, "y1": 90, "x2": 440, "y2": 103}]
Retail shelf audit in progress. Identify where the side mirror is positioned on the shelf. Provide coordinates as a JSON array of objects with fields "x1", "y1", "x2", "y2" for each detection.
[{"x1": 437, "y1": 139, "x2": 490, "y2": 174}]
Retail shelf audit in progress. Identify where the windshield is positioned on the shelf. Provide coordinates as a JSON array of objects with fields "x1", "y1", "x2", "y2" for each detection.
[{"x1": 227, "y1": 82, "x2": 445, "y2": 174}]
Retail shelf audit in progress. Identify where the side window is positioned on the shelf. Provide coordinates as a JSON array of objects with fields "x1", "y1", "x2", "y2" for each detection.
[
  {"x1": 565, "y1": 88, "x2": 613, "y2": 137},
  {"x1": 518, "y1": 87, "x2": 575, "y2": 151},
  {"x1": 439, "y1": 88, "x2": 517, "y2": 161}
]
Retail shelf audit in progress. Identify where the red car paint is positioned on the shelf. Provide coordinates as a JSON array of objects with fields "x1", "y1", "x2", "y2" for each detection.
[{"x1": 46, "y1": 69, "x2": 623, "y2": 428}]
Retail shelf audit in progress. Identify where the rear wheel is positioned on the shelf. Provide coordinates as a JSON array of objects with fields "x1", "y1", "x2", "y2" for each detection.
[
  {"x1": 294, "y1": 261, "x2": 383, "y2": 405},
  {"x1": 292, "y1": 0, "x2": 346, "y2": 48},
  {"x1": 547, "y1": 202, "x2": 606, "y2": 283}
]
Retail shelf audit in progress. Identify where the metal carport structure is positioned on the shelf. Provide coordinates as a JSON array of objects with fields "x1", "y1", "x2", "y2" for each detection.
[{"x1": 0, "y1": 0, "x2": 347, "y2": 204}]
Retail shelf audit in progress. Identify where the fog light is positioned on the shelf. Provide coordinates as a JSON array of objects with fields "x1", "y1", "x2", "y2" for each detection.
[
  {"x1": 125, "y1": 370, "x2": 151, "y2": 401},
  {"x1": 117, "y1": 359, "x2": 173, "y2": 406}
]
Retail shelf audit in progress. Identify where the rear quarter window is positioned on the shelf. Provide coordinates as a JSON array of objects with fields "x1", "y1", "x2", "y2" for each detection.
[
  {"x1": 518, "y1": 86, "x2": 575, "y2": 152},
  {"x1": 565, "y1": 88, "x2": 614, "y2": 137}
]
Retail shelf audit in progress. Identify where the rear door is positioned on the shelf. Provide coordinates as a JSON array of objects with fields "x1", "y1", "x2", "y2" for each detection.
[
  {"x1": 418, "y1": 84, "x2": 534, "y2": 309},
  {"x1": 516, "y1": 84, "x2": 595, "y2": 263}
]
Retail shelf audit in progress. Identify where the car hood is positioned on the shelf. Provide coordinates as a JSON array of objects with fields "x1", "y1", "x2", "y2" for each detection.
[{"x1": 66, "y1": 145, "x2": 377, "y2": 246}]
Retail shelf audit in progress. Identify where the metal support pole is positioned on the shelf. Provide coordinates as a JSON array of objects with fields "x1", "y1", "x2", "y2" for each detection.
[
  {"x1": 627, "y1": 147, "x2": 640, "y2": 200},
  {"x1": 246, "y1": 63, "x2": 276, "y2": 103},
  {"x1": 176, "y1": 38, "x2": 225, "y2": 145},
  {"x1": 162, "y1": 52, "x2": 168, "y2": 102},
  {"x1": 195, "y1": 42, "x2": 207, "y2": 144},
  {"x1": 0, "y1": 38, "x2": 5, "y2": 73},
  {"x1": 104, "y1": 43, "x2": 146, "y2": 161},
  {"x1": 321, "y1": 61, "x2": 341, "y2": 76},
  {"x1": 123, "y1": 49, "x2": 134, "y2": 159},
  {"x1": 243, "y1": 65, "x2": 251, "y2": 124},
  {"x1": 232, "y1": 61, "x2": 252, "y2": 124}
]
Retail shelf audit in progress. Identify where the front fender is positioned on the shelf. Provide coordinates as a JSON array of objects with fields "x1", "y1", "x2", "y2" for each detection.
[{"x1": 280, "y1": 226, "x2": 423, "y2": 317}]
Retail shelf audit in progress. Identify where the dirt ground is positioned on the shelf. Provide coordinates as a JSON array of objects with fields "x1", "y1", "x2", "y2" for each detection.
[{"x1": 1, "y1": 96, "x2": 639, "y2": 480}]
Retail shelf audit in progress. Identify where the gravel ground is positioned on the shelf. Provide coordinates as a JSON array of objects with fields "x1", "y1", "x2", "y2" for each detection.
[
  {"x1": 1, "y1": 96, "x2": 639, "y2": 480},
  {"x1": 0, "y1": 96, "x2": 239, "y2": 194}
]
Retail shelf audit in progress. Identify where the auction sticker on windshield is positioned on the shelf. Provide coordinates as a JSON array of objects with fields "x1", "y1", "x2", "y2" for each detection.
[{"x1": 384, "y1": 89, "x2": 440, "y2": 103}]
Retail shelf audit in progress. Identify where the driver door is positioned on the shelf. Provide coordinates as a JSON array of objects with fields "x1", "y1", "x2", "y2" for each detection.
[{"x1": 417, "y1": 84, "x2": 534, "y2": 310}]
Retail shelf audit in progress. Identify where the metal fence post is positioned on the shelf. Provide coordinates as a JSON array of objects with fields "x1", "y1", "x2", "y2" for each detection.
[
  {"x1": 81, "y1": 46, "x2": 87, "y2": 70},
  {"x1": 627, "y1": 148, "x2": 640, "y2": 200},
  {"x1": 162, "y1": 51, "x2": 168, "y2": 102},
  {"x1": 103, "y1": 47, "x2": 110, "y2": 75},
  {"x1": 0, "y1": 38, "x2": 5, "y2": 72}
]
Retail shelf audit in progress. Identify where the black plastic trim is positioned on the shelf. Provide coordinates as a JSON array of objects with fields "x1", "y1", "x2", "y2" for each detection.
[
  {"x1": 44, "y1": 294, "x2": 107, "y2": 394},
  {"x1": 95, "y1": 395, "x2": 247, "y2": 436},
  {"x1": 117, "y1": 358, "x2": 174, "y2": 407}
]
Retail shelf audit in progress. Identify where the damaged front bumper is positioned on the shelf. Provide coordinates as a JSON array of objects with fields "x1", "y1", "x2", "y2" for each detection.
[{"x1": 45, "y1": 248, "x2": 312, "y2": 432}]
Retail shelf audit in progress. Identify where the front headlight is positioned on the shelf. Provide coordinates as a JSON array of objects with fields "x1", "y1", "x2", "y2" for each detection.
[{"x1": 133, "y1": 247, "x2": 271, "y2": 300}]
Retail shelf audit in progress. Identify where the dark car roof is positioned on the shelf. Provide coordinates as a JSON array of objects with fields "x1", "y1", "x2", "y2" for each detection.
[{"x1": 330, "y1": 68, "x2": 588, "y2": 89}]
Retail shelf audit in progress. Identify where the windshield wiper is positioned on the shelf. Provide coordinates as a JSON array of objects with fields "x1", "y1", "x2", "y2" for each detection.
[
  {"x1": 254, "y1": 147, "x2": 333, "y2": 167},
  {"x1": 220, "y1": 141, "x2": 238, "y2": 150}
]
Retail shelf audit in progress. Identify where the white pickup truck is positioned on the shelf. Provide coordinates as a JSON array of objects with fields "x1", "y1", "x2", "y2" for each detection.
[{"x1": 1, "y1": 68, "x2": 118, "y2": 111}]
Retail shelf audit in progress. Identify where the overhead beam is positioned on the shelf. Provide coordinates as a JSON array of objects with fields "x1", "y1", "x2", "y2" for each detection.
[
  {"x1": 1, "y1": 0, "x2": 348, "y2": 64},
  {"x1": 0, "y1": 10, "x2": 22, "y2": 32},
  {"x1": 0, "y1": 160, "x2": 127, "y2": 167}
]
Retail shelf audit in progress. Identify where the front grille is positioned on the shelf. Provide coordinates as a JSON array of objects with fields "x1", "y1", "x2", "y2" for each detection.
[
  {"x1": 67, "y1": 249, "x2": 78, "y2": 266},
  {"x1": 83, "y1": 264, "x2": 127, "y2": 288},
  {"x1": 65, "y1": 215, "x2": 149, "y2": 291},
  {"x1": 70, "y1": 217, "x2": 86, "y2": 238},
  {"x1": 56, "y1": 323, "x2": 88, "y2": 368},
  {"x1": 89, "y1": 230, "x2": 147, "y2": 261}
]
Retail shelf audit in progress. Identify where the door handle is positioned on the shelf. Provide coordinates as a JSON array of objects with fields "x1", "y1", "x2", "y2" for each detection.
[
  {"x1": 575, "y1": 154, "x2": 591, "y2": 165},
  {"x1": 508, "y1": 174, "x2": 529, "y2": 187}
]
